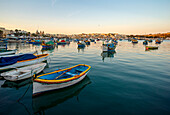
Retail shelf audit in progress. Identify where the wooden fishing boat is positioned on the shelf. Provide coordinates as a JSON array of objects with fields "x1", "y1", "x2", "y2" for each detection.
[
  {"x1": 57, "y1": 40, "x2": 67, "y2": 45},
  {"x1": 155, "y1": 39, "x2": 161, "y2": 44},
  {"x1": 42, "y1": 41, "x2": 55, "y2": 48},
  {"x1": 102, "y1": 43, "x2": 116, "y2": 52},
  {"x1": 0, "y1": 49, "x2": 17, "y2": 56},
  {"x1": 0, "y1": 54, "x2": 49, "y2": 71},
  {"x1": 148, "y1": 39, "x2": 153, "y2": 42},
  {"x1": 145, "y1": 46, "x2": 158, "y2": 50},
  {"x1": 33, "y1": 64, "x2": 91, "y2": 96},
  {"x1": 132, "y1": 39, "x2": 138, "y2": 43},
  {"x1": 143, "y1": 40, "x2": 148, "y2": 45},
  {"x1": 77, "y1": 41, "x2": 86, "y2": 47},
  {"x1": 1, "y1": 63, "x2": 46, "y2": 81}
]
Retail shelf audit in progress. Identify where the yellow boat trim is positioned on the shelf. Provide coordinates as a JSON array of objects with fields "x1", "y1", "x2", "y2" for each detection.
[{"x1": 17, "y1": 54, "x2": 49, "y2": 62}]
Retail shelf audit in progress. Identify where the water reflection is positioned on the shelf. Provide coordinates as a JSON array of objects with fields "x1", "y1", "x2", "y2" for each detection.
[
  {"x1": 77, "y1": 47, "x2": 85, "y2": 52},
  {"x1": 41, "y1": 48, "x2": 55, "y2": 54},
  {"x1": 101, "y1": 51, "x2": 116, "y2": 61},
  {"x1": 32, "y1": 76, "x2": 91, "y2": 114},
  {"x1": 1, "y1": 78, "x2": 32, "y2": 89}
]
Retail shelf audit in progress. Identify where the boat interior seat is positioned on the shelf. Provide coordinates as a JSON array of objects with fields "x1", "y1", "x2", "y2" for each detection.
[
  {"x1": 66, "y1": 72, "x2": 77, "y2": 76},
  {"x1": 75, "y1": 68, "x2": 84, "y2": 72}
]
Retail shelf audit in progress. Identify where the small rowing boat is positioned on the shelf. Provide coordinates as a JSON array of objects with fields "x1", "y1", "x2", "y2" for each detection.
[
  {"x1": 0, "y1": 54, "x2": 49, "y2": 71},
  {"x1": 33, "y1": 64, "x2": 91, "y2": 96},
  {"x1": 1, "y1": 63, "x2": 46, "y2": 81}
]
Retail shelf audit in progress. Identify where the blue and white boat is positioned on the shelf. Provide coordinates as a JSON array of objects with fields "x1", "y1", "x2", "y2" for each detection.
[
  {"x1": 0, "y1": 54, "x2": 49, "y2": 71},
  {"x1": 102, "y1": 43, "x2": 116, "y2": 52},
  {"x1": 33, "y1": 64, "x2": 91, "y2": 96}
]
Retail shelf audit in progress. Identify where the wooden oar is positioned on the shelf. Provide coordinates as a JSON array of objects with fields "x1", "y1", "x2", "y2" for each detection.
[{"x1": 54, "y1": 68, "x2": 71, "y2": 80}]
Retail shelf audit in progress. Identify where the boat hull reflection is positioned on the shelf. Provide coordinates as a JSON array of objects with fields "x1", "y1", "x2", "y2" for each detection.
[
  {"x1": 1, "y1": 78, "x2": 32, "y2": 89},
  {"x1": 101, "y1": 51, "x2": 116, "y2": 61},
  {"x1": 32, "y1": 76, "x2": 91, "y2": 114}
]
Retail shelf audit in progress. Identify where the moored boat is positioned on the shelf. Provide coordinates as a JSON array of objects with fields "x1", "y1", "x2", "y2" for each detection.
[
  {"x1": 57, "y1": 39, "x2": 67, "y2": 45},
  {"x1": 1, "y1": 63, "x2": 46, "y2": 81},
  {"x1": 0, "y1": 54, "x2": 49, "y2": 71},
  {"x1": 0, "y1": 49, "x2": 17, "y2": 56},
  {"x1": 148, "y1": 39, "x2": 153, "y2": 42},
  {"x1": 143, "y1": 40, "x2": 148, "y2": 45},
  {"x1": 145, "y1": 46, "x2": 158, "y2": 50},
  {"x1": 77, "y1": 41, "x2": 86, "y2": 47},
  {"x1": 42, "y1": 41, "x2": 55, "y2": 49},
  {"x1": 102, "y1": 43, "x2": 116, "y2": 52},
  {"x1": 132, "y1": 39, "x2": 138, "y2": 43},
  {"x1": 84, "y1": 40, "x2": 90, "y2": 45},
  {"x1": 33, "y1": 64, "x2": 91, "y2": 96},
  {"x1": 155, "y1": 39, "x2": 161, "y2": 44}
]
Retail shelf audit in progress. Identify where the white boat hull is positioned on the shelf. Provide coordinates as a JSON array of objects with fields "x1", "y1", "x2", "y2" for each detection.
[
  {"x1": 0, "y1": 55, "x2": 49, "y2": 71},
  {"x1": 33, "y1": 71, "x2": 89, "y2": 96},
  {"x1": 1, "y1": 63, "x2": 46, "y2": 81}
]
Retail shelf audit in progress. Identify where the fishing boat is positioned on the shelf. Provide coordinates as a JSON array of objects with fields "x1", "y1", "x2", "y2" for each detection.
[
  {"x1": 0, "y1": 54, "x2": 49, "y2": 71},
  {"x1": 132, "y1": 39, "x2": 138, "y2": 43},
  {"x1": 33, "y1": 64, "x2": 91, "y2": 96},
  {"x1": 90, "y1": 39, "x2": 95, "y2": 42},
  {"x1": 32, "y1": 76, "x2": 91, "y2": 113},
  {"x1": 155, "y1": 39, "x2": 161, "y2": 44},
  {"x1": 1, "y1": 63, "x2": 46, "y2": 81},
  {"x1": 102, "y1": 43, "x2": 116, "y2": 52},
  {"x1": 84, "y1": 40, "x2": 90, "y2": 45},
  {"x1": 143, "y1": 40, "x2": 148, "y2": 45},
  {"x1": 77, "y1": 41, "x2": 86, "y2": 47},
  {"x1": 0, "y1": 49, "x2": 17, "y2": 56},
  {"x1": 145, "y1": 46, "x2": 158, "y2": 50},
  {"x1": 148, "y1": 39, "x2": 153, "y2": 42},
  {"x1": 112, "y1": 39, "x2": 118, "y2": 45},
  {"x1": 42, "y1": 41, "x2": 55, "y2": 49},
  {"x1": 57, "y1": 39, "x2": 67, "y2": 45},
  {"x1": 33, "y1": 40, "x2": 42, "y2": 45}
]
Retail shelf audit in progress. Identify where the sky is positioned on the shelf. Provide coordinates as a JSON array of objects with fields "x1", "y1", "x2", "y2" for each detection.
[{"x1": 0, "y1": 0, "x2": 170, "y2": 35}]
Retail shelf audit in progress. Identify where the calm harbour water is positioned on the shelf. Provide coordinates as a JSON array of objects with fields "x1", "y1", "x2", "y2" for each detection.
[{"x1": 0, "y1": 40, "x2": 170, "y2": 115}]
